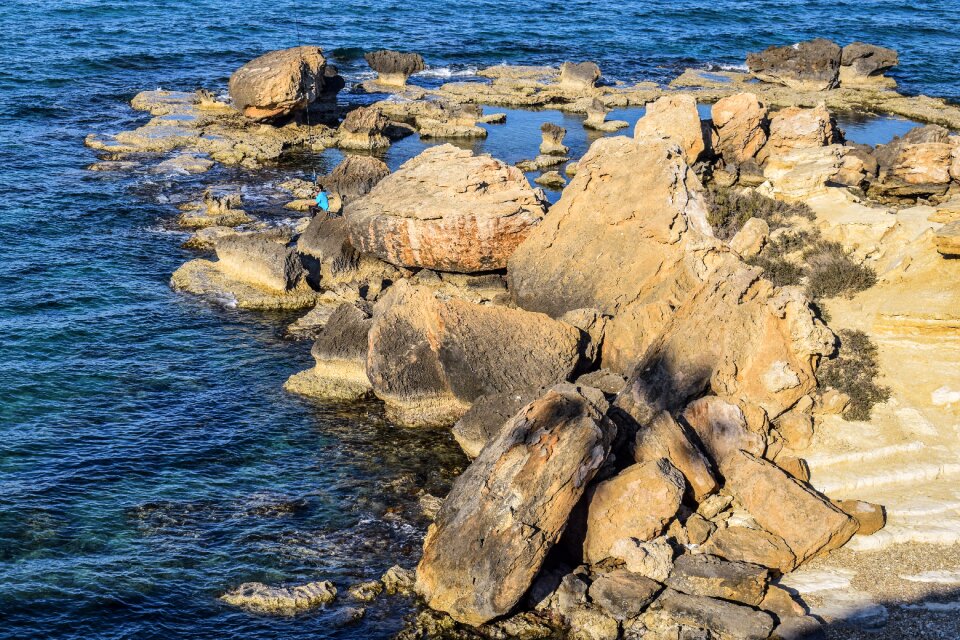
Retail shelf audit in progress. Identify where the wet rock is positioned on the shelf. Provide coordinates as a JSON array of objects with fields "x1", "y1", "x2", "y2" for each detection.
[
  {"x1": 634, "y1": 94, "x2": 705, "y2": 164},
  {"x1": 347, "y1": 580, "x2": 383, "y2": 602},
  {"x1": 721, "y1": 451, "x2": 858, "y2": 566},
  {"x1": 338, "y1": 105, "x2": 390, "y2": 150},
  {"x1": 366, "y1": 282, "x2": 584, "y2": 427},
  {"x1": 332, "y1": 606, "x2": 366, "y2": 626},
  {"x1": 645, "y1": 588, "x2": 774, "y2": 640},
  {"x1": 154, "y1": 153, "x2": 214, "y2": 174},
  {"x1": 283, "y1": 303, "x2": 374, "y2": 402},
  {"x1": 220, "y1": 580, "x2": 336, "y2": 614},
  {"x1": 419, "y1": 493, "x2": 443, "y2": 520},
  {"x1": 833, "y1": 499, "x2": 886, "y2": 536},
  {"x1": 632, "y1": 411, "x2": 717, "y2": 502},
  {"x1": 381, "y1": 565, "x2": 416, "y2": 595},
  {"x1": 364, "y1": 50, "x2": 425, "y2": 87},
  {"x1": 540, "y1": 122, "x2": 569, "y2": 155},
  {"x1": 346, "y1": 144, "x2": 547, "y2": 273},
  {"x1": 711, "y1": 92, "x2": 768, "y2": 165},
  {"x1": 177, "y1": 188, "x2": 252, "y2": 229},
  {"x1": 415, "y1": 384, "x2": 615, "y2": 625},
  {"x1": 588, "y1": 569, "x2": 662, "y2": 620},
  {"x1": 228, "y1": 46, "x2": 332, "y2": 122},
  {"x1": 583, "y1": 459, "x2": 685, "y2": 564},
  {"x1": 747, "y1": 39, "x2": 842, "y2": 92},
  {"x1": 702, "y1": 526, "x2": 797, "y2": 573},
  {"x1": 666, "y1": 553, "x2": 768, "y2": 606},
  {"x1": 559, "y1": 61, "x2": 601, "y2": 91},
  {"x1": 839, "y1": 43, "x2": 898, "y2": 88}
]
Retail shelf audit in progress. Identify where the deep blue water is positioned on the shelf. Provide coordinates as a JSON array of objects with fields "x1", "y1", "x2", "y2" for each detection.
[{"x1": 1, "y1": 1, "x2": 957, "y2": 638}]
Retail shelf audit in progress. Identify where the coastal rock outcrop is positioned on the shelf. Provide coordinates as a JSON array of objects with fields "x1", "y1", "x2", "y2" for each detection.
[
  {"x1": 366, "y1": 282, "x2": 585, "y2": 427},
  {"x1": 364, "y1": 50, "x2": 426, "y2": 87},
  {"x1": 415, "y1": 384, "x2": 615, "y2": 625},
  {"x1": 839, "y1": 42, "x2": 899, "y2": 88},
  {"x1": 540, "y1": 122, "x2": 569, "y2": 155},
  {"x1": 228, "y1": 46, "x2": 335, "y2": 122},
  {"x1": 747, "y1": 38, "x2": 842, "y2": 91},
  {"x1": 559, "y1": 61, "x2": 601, "y2": 91},
  {"x1": 711, "y1": 92, "x2": 768, "y2": 165},
  {"x1": 319, "y1": 155, "x2": 391, "y2": 207},
  {"x1": 337, "y1": 105, "x2": 390, "y2": 150},
  {"x1": 346, "y1": 144, "x2": 548, "y2": 273},
  {"x1": 633, "y1": 94, "x2": 705, "y2": 164},
  {"x1": 220, "y1": 580, "x2": 337, "y2": 614}
]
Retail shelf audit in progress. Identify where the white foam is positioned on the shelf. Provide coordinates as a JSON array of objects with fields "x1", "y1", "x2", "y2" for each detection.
[
  {"x1": 415, "y1": 66, "x2": 478, "y2": 79},
  {"x1": 901, "y1": 570, "x2": 960, "y2": 585}
]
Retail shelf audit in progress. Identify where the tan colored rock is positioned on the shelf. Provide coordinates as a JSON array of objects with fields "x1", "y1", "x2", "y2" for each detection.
[
  {"x1": 775, "y1": 407, "x2": 814, "y2": 450},
  {"x1": 763, "y1": 104, "x2": 837, "y2": 160},
  {"x1": 763, "y1": 145, "x2": 845, "y2": 202},
  {"x1": 645, "y1": 588, "x2": 775, "y2": 640},
  {"x1": 607, "y1": 536, "x2": 675, "y2": 582},
  {"x1": 776, "y1": 456, "x2": 811, "y2": 482},
  {"x1": 666, "y1": 553, "x2": 769, "y2": 606},
  {"x1": 711, "y1": 92, "x2": 768, "y2": 164},
  {"x1": 633, "y1": 411, "x2": 718, "y2": 501},
  {"x1": 367, "y1": 282, "x2": 584, "y2": 427},
  {"x1": 685, "y1": 513, "x2": 715, "y2": 545},
  {"x1": 583, "y1": 459, "x2": 685, "y2": 564},
  {"x1": 761, "y1": 584, "x2": 806, "y2": 619},
  {"x1": 747, "y1": 39, "x2": 841, "y2": 92},
  {"x1": 559, "y1": 61, "x2": 601, "y2": 91},
  {"x1": 364, "y1": 50, "x2": 425, "y2": 87},
  {"x1": 568, "y1": 606, "x2": 619, "y2": 640},
  {"x1": 220, "y1": 580, "x2": 336, "y2": 614},
  {"x1": 834, "y1": 499, "x2": 886, "y2": 536},
  {"x1": 337, "y1": 105, "x2": 390, "y2": 151},
  {"x1": 584, "y1": 98, "x2": 628, "y2": 132},
  {"x1": 681, "y1": 396, "x2": 766, "y2": 465},
  {"x1": 840, "y1": 43, "x2": 899, "y2": 88},
  {"x1": 634, "y1": 94, "x2": 705, "y2": 164},
  {"x1": 415, "y1": 384, "x2": 615, "y2": 626},
  {"x1": 702, "y1": 526, "x2": 797, "y2": 573},
  {"x1": 891, "y1": 142, "x2": 954, "y2": 185},
  {"x1": 177, "y1": 188, "x2": 251, "y2": 229},
  {"x1": 540, "y1": 122, "x2": 569, "y2": 155},
  {"x1": 284, "y1": 304, "x2": 373, "y2": 402},
  {"x1": 935, "y1": 221, "x2": 960, "y2": 257},
  {"x1": 347, "y1": 144, "x2": 547, "y2": 273},
  {"x1": 721, "y1": 451, "x2": 858, "y2": 565},
  {"x1": 730, "y1": 217, "x2": 770, "y2": 258},
  {"x1": 228, "y1": 46, "x2": 331, "y2": 122}
]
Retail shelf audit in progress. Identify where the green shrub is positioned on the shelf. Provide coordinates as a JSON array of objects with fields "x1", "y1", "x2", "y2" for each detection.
[
  {"x1": 803, "y1": 241, "x2": 877, "y2": 300},
  {"x1": 817, "y1": 329, "x2": 890, "y2": 421},
  {"x1": 705, "y1": 187, "x2": 814, "y2": 240}
]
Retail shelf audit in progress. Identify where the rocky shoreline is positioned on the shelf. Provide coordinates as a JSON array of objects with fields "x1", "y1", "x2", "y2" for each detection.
[{"x1": 86, "y1": 40, "x2": 960, "y2": 639}]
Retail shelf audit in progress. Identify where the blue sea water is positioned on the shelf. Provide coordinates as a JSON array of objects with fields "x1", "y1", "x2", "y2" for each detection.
[{"x1": 0, "y1": 1, "x2": 957, "y2": 638}]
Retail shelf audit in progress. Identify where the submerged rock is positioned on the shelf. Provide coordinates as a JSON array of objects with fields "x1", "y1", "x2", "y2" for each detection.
[
  {"x1": 415, "y1": 384, "x2": 615, "y2": 625},
  {"x1": 220, "y1": 580, "x2": 336, "y2": 614},
  {"x1": 346, "y1": 144, "x2": 547, "y2": 273}
]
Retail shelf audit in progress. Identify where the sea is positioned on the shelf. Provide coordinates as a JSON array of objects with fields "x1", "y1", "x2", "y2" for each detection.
[{"x1": 0, "y1": 1, "x2": 956, "y2": 638}]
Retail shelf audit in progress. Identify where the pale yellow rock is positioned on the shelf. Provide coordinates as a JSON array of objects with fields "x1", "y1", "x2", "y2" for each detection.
[{"x1": 634, "y1": 94, "x2": 705, "y2": 164}]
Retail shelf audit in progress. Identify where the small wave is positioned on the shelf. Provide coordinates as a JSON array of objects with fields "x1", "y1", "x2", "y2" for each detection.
[
  {"x1": 415, "y1": 65, "x2": 478, "y2": 79},
  {"x1": 705, "y1": 63, "x2": 748, "y2": 73}
]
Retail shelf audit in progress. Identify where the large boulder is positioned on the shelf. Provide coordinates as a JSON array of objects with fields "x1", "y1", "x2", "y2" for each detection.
[
  {"x1": 633, "y1": 94, "x2": 705, "y2": 164},
  {"x1": 296, "y1": 212, "x2": 403, "y2": 291},
  {"x1": 761, "y1": 104, "x2": 838, "y2": 161},
  {"x1": 338, "y1": 105, "x2": 390, "y2": 151},
  {"x1": 746, "y1": 39, "x2": 842, "y2": 91},
  {"x1": 711, "y1": 92, "x2": 768, "y2": 165},
  {"x1": 559, "y1": 61, "x2": 601, "y2": 90},
  {"x1": 347, "y1": 144, "x2": 548, "y2": 273},
  {"x1": 321, "y1": 155, "x2": 391, "y2": 206},
  {"x1": 364, "y1": 50, "x2": 425, "y2": 87},
  {"x1": 228, "y1": 46, "x2": 333, "y2": 122},
  {"x1": 721, "y1": 451, "x2": 859, "y2": 566},
  {"x1": 632, "y1": 411, "x2": 717, "y2": 501},
  {"x1": 214, "y1": 232, "x2": 305, "y2": 292},
  {"x1": 415, "y1": 384, "x2": 615, "y2": 625},
  {"x1": 366, "y1": 282, "x2": 585, "y2": 427},
  {"x1": 839, "y1": 42, "x2": 898, "y2": 88},
  {"x1": 582, "y1": 459, "x2": 685, "y2": 564}
]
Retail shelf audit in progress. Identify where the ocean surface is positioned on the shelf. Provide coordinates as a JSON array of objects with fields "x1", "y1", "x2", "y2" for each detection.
[{"x1": 0, "y1": 1, "x2": 956, "y2": 638}]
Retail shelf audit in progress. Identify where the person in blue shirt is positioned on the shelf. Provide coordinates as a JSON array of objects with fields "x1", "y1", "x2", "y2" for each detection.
[{"x1": 314, "y1": 185, "x2": 329, "y2": 213}]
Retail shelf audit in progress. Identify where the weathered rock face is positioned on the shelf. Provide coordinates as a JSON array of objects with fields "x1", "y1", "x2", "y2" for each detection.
[
  {"x1": 451, "y1": 388, "x2": 544, "y2": 458},
  {"x1": 633, "y1": 94, "x2": 705, "y2": 164},
  {"x1": 338, "y1": 105, "x2": 390, "y2": 150},
  {"x1": 284, "y1": 303, "x2": 374, "y2": 402},
  {"x1": 680, "y1": 396, "x2": 765, "y2": 466},
  {"x1": 763, "y1": 104, "x2": 838, "y2": 159},
  {"x1": 559, "y1": 61, "x2": 601, "y2": 90},
  {"x1": 364, "y1": 50, "x2": 426, "y2": 86},
  {"x1": 702, "y1": 526, "x2": 797, "y2": 573},
  {"x1": 721, "y1": 451, "x2": 858, "y2": 566},
  {"x1": 711, "y1": 92, "x2": 768, "y2": 165},
  {"x1": 215, "y1": 233, "x2": 305, "y2": 292},
  {"x1": 415, "y1": 384, "x2": 615, "y2": 626},
  {"x1": 665, "y1": 554, "x2": 768, "y2": 606},
  {"x1": 321, "y1": 155, "x2": 390, "y2": 205},
  {"x1": 540, "y1": 122, "x2": 569, "y2": 155},
  {"x1": 889, "y1": 142, "x2": 954, "y2": 185},
  {"x1": 229, "y1": 46, "x2": 333, "y2": 122},
  {"x1": 632, "y1": 411, "x2": 717, "y2": 501},
  {"x1": 839, "y1": 42, "x2": 898, "y2": 87},
  {"x1": 588, "y1": 570, "x2": 662, "y2": 620},
  {"x1": 747, "y1": 39, "x2": 842, "y2": 91},
  {"x1": 296, "y1": 212, "x2": 403, "y2": 291},
  {"x1": 366, "y1": 282, "x2": 585, "y2": 427},
  {"x1": 936, "y1": 221, "x2": 960, "y2": 257},
  {"x1": 583, "y1": 459, "x2": 685, "y2": 564},
  {"x1": 347, "y1": 144, "x2": 548, "y2": 273},
  {"x1": 644, "y1": 589, "x2": 775, "y2": 640}
]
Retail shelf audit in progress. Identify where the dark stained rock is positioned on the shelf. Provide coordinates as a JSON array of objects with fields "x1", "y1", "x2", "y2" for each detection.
[
  {"x1": 701, "y1": 526, "x2": 797, "y2": 574},
  {"x1": 559, "y1": 61, "x2": 601, "y2": 90},
  {"x1": 840, "y1": 42, "x2": 898, "y2": 77},
  {"x1": 665, "y1": 554, "x2": 768, "y2": 606},
  {"x1": 588, "y1": 569, "x2": 662, "y2": 620},
  {"x1": 415, "y1": 384, "x2": 615, "y2": 625},
  {"x1": 451, "y1": 388, "x2": 545, "y2": 458},
  {"x1": 646, "y1": 588, "x2": 775, "y2": 640},
  {"x1": 747, "y1": 39, "x2": 842, "y2": 91},
  {"x1": 364, "y1": 50, "x2": 426, "y2": 86},
  {"x1": 632, "y1": 411, "x2": 717, "y2": 502}
]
